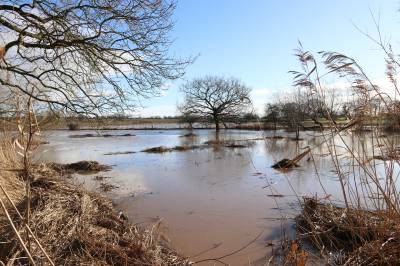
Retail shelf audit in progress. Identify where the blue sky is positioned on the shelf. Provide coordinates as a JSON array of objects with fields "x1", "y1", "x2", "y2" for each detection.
[{"x1": 137, "y1": 0, "x2": 400, "y2": 117}]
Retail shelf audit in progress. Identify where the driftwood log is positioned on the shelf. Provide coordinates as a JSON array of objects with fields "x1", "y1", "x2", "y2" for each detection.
[{"x1": 272, "y1": 119, "x2": 361, "y2": 170}]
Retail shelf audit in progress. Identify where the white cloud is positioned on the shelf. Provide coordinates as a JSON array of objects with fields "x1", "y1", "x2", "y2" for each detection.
[
  {"x1": 250, "y1": 87, "x2": 291, "y2": 114},
  {"x1": 135, "y1": 104, "x2": 177, "y2": 117},
  {"x1": 248, "y1": 73, "x2": 400, "y2": 115},
  {"x1": 251, "y1": 88, "x2": 274, "y2": 96}
]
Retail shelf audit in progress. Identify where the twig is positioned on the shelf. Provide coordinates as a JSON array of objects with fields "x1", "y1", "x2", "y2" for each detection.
[
  {"x1": 0, "y1": 196, "x2": 36, "y2": 266},
  {"x1": 0, "y1": 182, "x2": 55, "y2": 266},
  {"x1": 193, "y1": 231, "x2": 263, "y2": 265}
]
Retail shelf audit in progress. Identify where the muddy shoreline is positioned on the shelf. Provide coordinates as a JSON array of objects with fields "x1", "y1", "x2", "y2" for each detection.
[{"x1": 0, "y1": 160, "x2": 190, "y2": 265}]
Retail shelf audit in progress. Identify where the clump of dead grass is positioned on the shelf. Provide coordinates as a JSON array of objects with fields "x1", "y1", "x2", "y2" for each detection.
[
  {"x1": 0, "y1": 163, "x2": 190, "y2": 265},
  {"x1": 69, "y1": 133, "x2": 135, "y2": 138},
  {"x1": 179, "y1": 133, "x2": 198, "y2": 138},
  {"x1": 99, "y1": 182, "x2": 119, "y2": 192},
  {"x1": 141, "y1": 140, "x2": 254, "y2": 154},
  {"x1": 296, "y1": 197, "x2": 400, "y2": 265},
  {"x1": 141, "y1": 145, "x2": 204, "y2": 153},
  {"x1": 0, "y1": 135, "x2": 190, "y2": 265},
  {"x1": 0, "y1": 136, "x2": 24, "y2": 207},
  {"x1": 103, "y1": 151, "x2": 136, "y2": 155},
  {"x1": 47, "y1": 160, "x2": 112, "y2": 174},
  {"x1": 142, "y1": 146, "x2": 173, "y2": 153}
]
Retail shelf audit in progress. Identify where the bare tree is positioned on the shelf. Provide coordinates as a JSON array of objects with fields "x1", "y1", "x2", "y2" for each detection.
[
  {"x1": 279, "y1": 92, "x2": 306, "y2": 139},
  {"x1": 179, "y1": 76, "x2": 252, "y2": 131},
  {"x1": 177, "y1": 109, "x2": 198, "y2": 129},
  {"x1": 264, "y1": 103, "x2": 280, "y2": 130},
  {"x1": 0, "y1": 0, "x2": 191, "y2": 114}
]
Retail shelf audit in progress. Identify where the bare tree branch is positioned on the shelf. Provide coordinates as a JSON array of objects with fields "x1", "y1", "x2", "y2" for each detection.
[
  {"x1": 0, "y1": 0, "x2": 192, "y2": 115},
  {"x1": 179, "y1": 76, "x2": 252, "y2": 131}
]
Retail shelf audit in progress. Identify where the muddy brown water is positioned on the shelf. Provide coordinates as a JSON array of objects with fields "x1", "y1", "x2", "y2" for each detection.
[{"x1": 36, "y1": 128, "x2": 398, "y2": 265}]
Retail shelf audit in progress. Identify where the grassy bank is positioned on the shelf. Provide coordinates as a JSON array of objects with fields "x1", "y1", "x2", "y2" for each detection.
[{"x1": 0, "y1": 138, "x2": 189, "y2": 265}]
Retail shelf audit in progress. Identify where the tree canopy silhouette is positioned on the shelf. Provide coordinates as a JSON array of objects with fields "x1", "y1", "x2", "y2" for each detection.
[
  {"x1": 179, "y1": 76, "x2": 252, "y2": 131},
  {"x1": 0, "y1": 0, "x2": 191, "y2": 114}
]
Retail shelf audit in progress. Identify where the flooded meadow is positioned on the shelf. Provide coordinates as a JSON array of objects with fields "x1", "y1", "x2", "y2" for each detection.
[{"x1": 35, "y1": 128, "x2": 399, "y2": 265}]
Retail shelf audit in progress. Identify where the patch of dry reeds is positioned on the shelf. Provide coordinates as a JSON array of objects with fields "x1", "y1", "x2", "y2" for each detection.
[
  {"x1": 297, "y1": 198, "x2": 400, "y2": 265},
  {"x1": 0, "y1": 135, "x2": 24, "y2": 206},
  {"x1": 0, "y1": 137, "x2": 190, "y2": 265},
  {"x1": 47, "y1": 160, "x2": 112, "y2": 174},
  {"x1": 277, "y1": 28, "x2": 400, "y2": 265}
]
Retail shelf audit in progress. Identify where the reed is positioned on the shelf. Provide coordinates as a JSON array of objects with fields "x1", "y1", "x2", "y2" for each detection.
[
  {"x1": 281, "y1": 30, "x2": 400, "y2": 265},
  {"x1": 0, "y1": 102, "x2": 189, "y2": 265}
]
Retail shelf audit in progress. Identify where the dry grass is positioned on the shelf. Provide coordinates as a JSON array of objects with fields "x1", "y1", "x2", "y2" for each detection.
[
  {"x1": 296, "y1": 198, "x2": 400, "y2": 265},
  {"x1": 47, "y1": 160, "x2": 112, "y2": 174},
  {"x1": 141, "y1": 145, "x2": 204, "y2": 153},
  {"x1": 274, "y1": 35, "x2": 400, "y2": 265},
  {"x1": 203, "y1": 139, "x2": 255, "y2": 148},
  {"x1": 0, "y1": 139, "x2": 190, "y2": 265},
  {"x1": 69, "y1": 133, "x2": 135, "y2": 138},
  {"x1": 179, "y1": 133, "x2": 198, "y2": 138},
  {"x1": 0, "y1": 135, "x2": 24, "y2": 207},
  {"x1": 99, "y1": 181, "x2": 119, "y2": 192},
  {"x1": 103, "y1": 151, "x2": 136, "y2": 156},
  {"x1": 141, "y1": 140, "x2": 255, "y2": 154},
  {"x1": 141, "y1": 146, "x2": 173, "y2": 153}
]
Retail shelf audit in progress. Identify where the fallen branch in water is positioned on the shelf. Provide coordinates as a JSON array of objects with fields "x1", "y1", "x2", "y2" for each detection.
[
  {"x1": 272, "y1": 119, "x2": 361, "y2": 170},
  {"x1": 192, "y1": 231, "x2": 263, "y2": 265},
  {"x1": 272, "y1": 148, "x2": 310, "y2": 169}
]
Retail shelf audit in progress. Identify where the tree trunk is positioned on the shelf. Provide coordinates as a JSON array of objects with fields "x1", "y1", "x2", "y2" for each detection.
[{"x1": 215, "y1": 120, "x2": 220, "y2": 131}]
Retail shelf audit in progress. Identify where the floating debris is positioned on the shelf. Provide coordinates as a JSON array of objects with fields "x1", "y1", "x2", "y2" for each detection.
[
  {"x1": 142, "y1": 145, "x2": 204, "y2": 153},
  {"x1": 142, "y1": 146, "x2": 173, "y2": 153},
  {"x1": 103, "y1": 151, "x2": 136, "y2": 155},
  {"x1": 264, "y1": 136, "x2": 285, "y2": 140},
  {"x1": 267, "y1": 194, "x2": 285, "y2": 198},
  {"x1": 93, "y1": 175, "x2": 112, "y2": 181},
  {"x1": 179, "y1": 132, "x2": 198, "y2": 138},
  {"x1": 272, "y1": 148, "x2": 310, "y2": 169},
  {"x1": 69, "y1": 133, "x2": 135, "y2": 138},
  {"x1": 272, "y1": 159, "x2": 299, "y2": 169},
  {"x1": 224, "y1": 143, "x2": 248, "y2": 148},
  {"x1": 48, "y1": 161, "x2": 112, "y2": 174},
  {"x1": 99, "y1": 182, "x2": 119, "y2": 192}
]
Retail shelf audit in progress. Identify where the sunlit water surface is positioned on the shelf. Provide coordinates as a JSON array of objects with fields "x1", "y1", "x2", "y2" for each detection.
[{"x1": 36, "y1": 129, "x2": 400, "y2": 265}]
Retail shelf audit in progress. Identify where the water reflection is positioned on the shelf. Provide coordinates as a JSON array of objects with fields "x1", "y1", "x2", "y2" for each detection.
[{"x1": 36, "y1": 129, "x2": 400, "y2": 265}]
